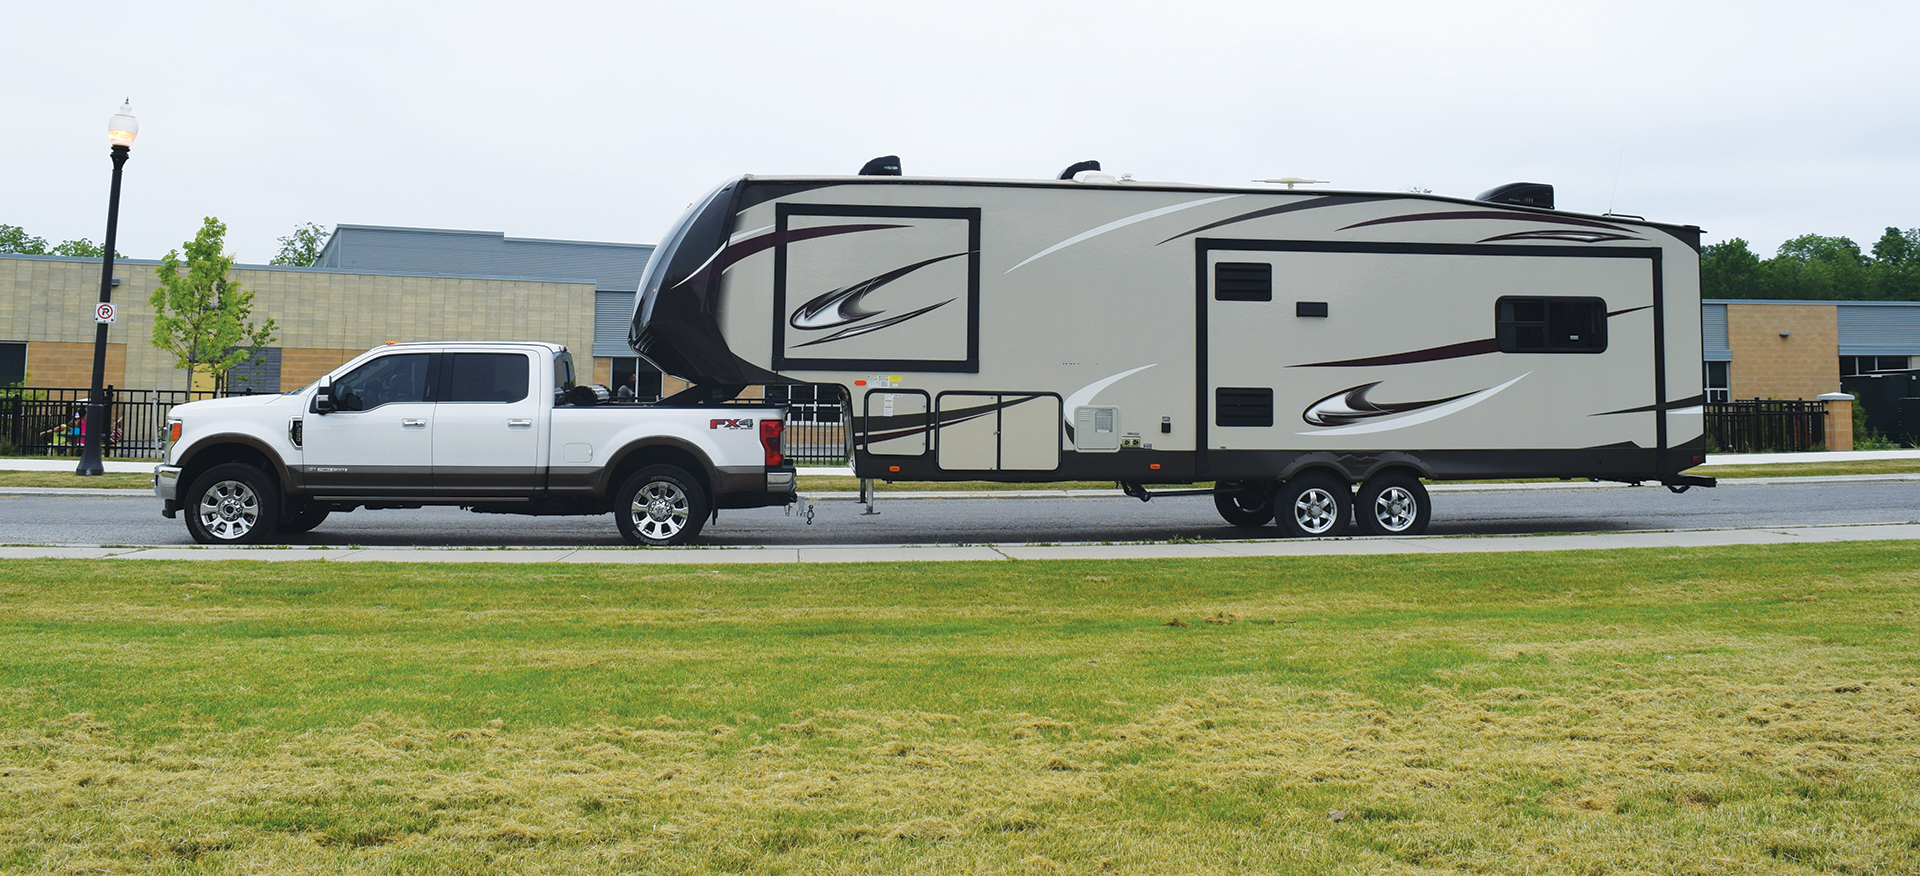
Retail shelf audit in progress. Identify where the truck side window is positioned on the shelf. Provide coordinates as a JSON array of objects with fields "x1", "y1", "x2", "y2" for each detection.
[
  {"x1": 333, "y1": 354, "x2": 432, "y2": 411},
  {"x1": 1496, "y1": 296, "x2": 1607, "y2": 353},
  {"x1": 446, "y1": 353, "x2": 530, "y2": 403}
]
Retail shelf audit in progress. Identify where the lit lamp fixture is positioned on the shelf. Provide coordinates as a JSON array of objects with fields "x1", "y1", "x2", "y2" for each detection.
[{"x1": 78, "y1": 100, "x2": 137, "y2": 476}]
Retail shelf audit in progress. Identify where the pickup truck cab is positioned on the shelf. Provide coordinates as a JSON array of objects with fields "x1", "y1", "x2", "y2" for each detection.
[{"x1": 153, "y1": 341, "x2": 795, "y2": 546}]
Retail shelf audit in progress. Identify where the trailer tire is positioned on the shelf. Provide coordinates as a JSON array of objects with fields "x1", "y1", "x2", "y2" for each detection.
[
  {"x1": 1276, "y1": 472, "x2": 1350, "y2": 538},
  {"x1": 184, "y1": 463, "x2": 282, "y2": 545},
  {"x1": 1355, "y1": 474, "x2": 1430, "y2": 536},
  {"x1": 615, "y1": 464, "x2": 708, "y2": 547},
  {"x1": 1213, "y1": 481, "x2": 1276, "y2": 528}
]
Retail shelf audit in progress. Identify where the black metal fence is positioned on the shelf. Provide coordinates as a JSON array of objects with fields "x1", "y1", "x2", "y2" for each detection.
[
  {"x1": 0, "y1": 386, "x2": 251, "y2": 459},
  {"x1": 1705, "y1": 399, "x2": 1828, "y2": 453}
]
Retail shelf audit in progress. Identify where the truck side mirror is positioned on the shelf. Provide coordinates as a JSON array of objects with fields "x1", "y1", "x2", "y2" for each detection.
[{"x1": 312, "y1": 384, "x2": 336, "y2": 414}]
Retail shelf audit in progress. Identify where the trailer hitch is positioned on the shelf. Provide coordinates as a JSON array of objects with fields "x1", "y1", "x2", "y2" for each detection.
[{"x1": 1119, "y1": 482, "x2": 1234, "y2": 502}]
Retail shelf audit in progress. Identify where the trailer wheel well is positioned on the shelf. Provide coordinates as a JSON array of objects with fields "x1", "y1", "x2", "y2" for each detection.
[
  {"x1": 1287, "y1": 464, "x2": 1351, "y2": 488},
  {"x1": 181, "y1": 443, "x2": 276, "y2": 492},
  {"x1": 1364, "y1": 464, "x2": 1427, "y2": 485},
  {"x1": 608, "y1": 446, "x2": 712, "y2": 510}
]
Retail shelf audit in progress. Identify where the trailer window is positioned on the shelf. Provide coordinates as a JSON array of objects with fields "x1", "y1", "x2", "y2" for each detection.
[
  {"x1": 1214, "y1": 262, "x2": 1273, "y2": 302},
  {"x1": 1496, "y1": 297, "x2": 1606, "y2": 353}
]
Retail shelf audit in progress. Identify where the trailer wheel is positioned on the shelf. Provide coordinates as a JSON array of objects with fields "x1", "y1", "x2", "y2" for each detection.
[
  {"x1": 1213, "y1": 481, "x2": 1275, "y2": 528},
  {"x1": 1276, "y1": 472, "x2": 1350, "y2": 538},
  {"x1": 1355, "y1": 474, "x2": 1430, "y2": 536},
  {"x1": 615, "y1": 465, "x2": 708, "y2": 547},
  {"x1": 184, "y1": 463, "x2": 281, "y2": 545}
]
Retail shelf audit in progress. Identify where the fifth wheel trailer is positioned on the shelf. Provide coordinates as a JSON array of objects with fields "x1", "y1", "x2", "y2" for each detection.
[{"x1": 630, "y1": 171, "x2": 1713, "y2": 536}]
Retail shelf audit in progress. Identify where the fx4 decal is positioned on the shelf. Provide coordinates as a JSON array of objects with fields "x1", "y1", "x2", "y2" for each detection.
[{"x1": 710, "y1": 418, "x2": 755, "y2": 430}]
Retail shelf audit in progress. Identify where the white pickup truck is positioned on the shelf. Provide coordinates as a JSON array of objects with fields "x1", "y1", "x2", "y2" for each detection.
[{"x1": 153, "y1": 341, "x2": 796, "y2": 546}]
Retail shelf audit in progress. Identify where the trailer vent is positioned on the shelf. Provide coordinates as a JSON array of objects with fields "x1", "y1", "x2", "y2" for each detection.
[
  {"x1": 1215, "y1": 262, "x2": 1273, "y2": 302},
  {"x1": 1476, "y1": 182, "x2": 1555, "y2": 210},
  {"x1": 1215, "y1": 387, "x2": 1274, "y2": 427}
]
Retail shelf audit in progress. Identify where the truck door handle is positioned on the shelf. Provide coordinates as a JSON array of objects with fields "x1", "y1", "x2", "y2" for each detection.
[
  {"x1": 402, "y1": 419, "x2": 427, "y2": 428},
  {"x1": 507, "y1": 418, "x2": 533, "y2": 428}
]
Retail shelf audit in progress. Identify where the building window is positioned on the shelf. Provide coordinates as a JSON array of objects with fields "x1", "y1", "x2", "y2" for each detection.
[
  {"x1": 1704, "y1": 361, "x2": 1730, "y2": 404},
  {"x1": 608, "y1": 357, "x2": 662, "y2": 401},
  {"x1": 1841, "y1": 355, "x2": 1912, "y2": 376},
  {"x1": 1496, "y1": 297, "x2": 1607, "y2": 353},
  {"x1": 225, "y1": 347, "x2": 282, "y2": 393},
  {"x1": 1, "y1": 342, "x2": 24, "y2": 386}
]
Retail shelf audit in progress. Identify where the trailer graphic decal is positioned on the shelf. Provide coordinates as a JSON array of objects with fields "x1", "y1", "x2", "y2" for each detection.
[
  {"x1": 1337, "y1": 211, "x2": 1633, "y2": 234},
  {"x1": 790, "y1": 251, "x2": 969, "y2": 345},
  {"x1": 1006, "y1": 195, "x2": 1240, "y2": 273},
  {"x1": 1297, "y1": 373, "x2": 1530, "y2": 436},
  {"x1": 1288, "y1": 306, "x2": 1654, "y2": 368},
  {"x1": 1155, "y1": 195, "x2": 1374, "y2": 245},
  {"x1": 1301, "y1": 383, "x2": 1478, "y2": 427}
]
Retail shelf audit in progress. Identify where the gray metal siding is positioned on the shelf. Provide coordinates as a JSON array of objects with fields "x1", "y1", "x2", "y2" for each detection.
[
  {"x1": 1701, "y1": 303, "x2": 1730, "y2": 361},
  {"x1": 319, "y1": 226, "x2": 653, "y2": 291},
  {"x1": 227, "y1": 347, "x2": 282, "y2": 393},
  {"x1": 594, "y1": 291, "x2": 638, "y2": 357},
  {"x1": 1838, "y1": 304, "x2": 1920, "y2": 356}
]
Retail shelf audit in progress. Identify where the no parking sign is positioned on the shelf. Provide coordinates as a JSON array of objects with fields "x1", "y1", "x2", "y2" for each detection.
[{"x1": 95, "y1": 302, "x2": 115, "y2": 324}]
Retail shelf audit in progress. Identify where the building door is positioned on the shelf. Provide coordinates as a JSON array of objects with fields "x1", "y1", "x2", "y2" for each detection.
[{"x1": 300, "y1": 352, "x2": 436, "y2": 496}]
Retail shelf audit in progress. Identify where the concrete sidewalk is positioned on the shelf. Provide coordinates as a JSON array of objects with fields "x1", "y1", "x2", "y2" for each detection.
[{"x1": 1, "y1": 522, "x2": 1914, "y2": 564}]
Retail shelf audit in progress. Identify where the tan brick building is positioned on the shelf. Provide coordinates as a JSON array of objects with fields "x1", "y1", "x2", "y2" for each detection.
[
  {"x1": 1702, "y1": 300, "x2": 1920, "y2": 403},
  {"x1": 2, "y1": 225, "x2": 691, "y2": 398}
]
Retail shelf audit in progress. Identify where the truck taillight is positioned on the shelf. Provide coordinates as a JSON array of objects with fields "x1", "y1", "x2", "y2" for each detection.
[{"x1": 760, "y1": 418, "x2": 784, "y2": 467}]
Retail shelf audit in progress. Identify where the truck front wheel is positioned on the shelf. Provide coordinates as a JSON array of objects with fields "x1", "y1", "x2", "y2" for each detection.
[
  {"x1": 615, "y1": 465, "x2": 708, "y2": 547},
  {"x1": 184, "y1": 463, "x2": 282, "y2": 545}
]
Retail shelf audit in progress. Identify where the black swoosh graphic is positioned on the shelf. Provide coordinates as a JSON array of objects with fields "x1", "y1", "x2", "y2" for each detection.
[
  {"x1": 790, "y1": 251, "x2": 968, "y2": 331},
  {"x1": 1155, "y1": 195, "x2": 1374, "y2": 245},
  {"x1": 1290, "y1": 307, "x2": 1654, "y2": 368},
  {"x1": 1301, "y1": 382, "x2": 1477, "y2": 427}
]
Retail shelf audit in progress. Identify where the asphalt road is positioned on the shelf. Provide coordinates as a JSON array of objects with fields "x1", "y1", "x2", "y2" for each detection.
[{"x1": 2, "y1": 477, "x2": 1916, "y2": 547}]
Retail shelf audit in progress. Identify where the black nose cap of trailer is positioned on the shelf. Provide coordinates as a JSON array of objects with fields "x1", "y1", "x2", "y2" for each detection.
[
  {"x1": 1477, "y1": 182, "x2": 1554, "y2": 210},
  {"x1": 859, "y1": 155, "x2": 902, "y2": 176}
]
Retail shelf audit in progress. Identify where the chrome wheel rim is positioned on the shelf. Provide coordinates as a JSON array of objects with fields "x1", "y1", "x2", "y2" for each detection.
[
  {"x1": 197, "y1": 479, "x2": 260, "y2": 540},
  {"x1": 1292, "y1": 487, "x2": 1340, "y2": 535},
  {"x1": 1372, "y1": 486, "x2": 1417, "y2": 533},
  {"x1": 630, "y1": 480, "x2": 690, "y2": 542}
]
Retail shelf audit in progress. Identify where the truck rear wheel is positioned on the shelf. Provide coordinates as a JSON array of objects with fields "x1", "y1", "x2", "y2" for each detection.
[
  {"x1": 615, "y1": 465, "x2": 708, "y2": 547},
  {"x1": 184, "y1": 462, "x2": 281, "y2": 545},
  {"x1": 1355, "y1": 473, "x2": 1430, "y2": 536},
  {"x1": 1213, "y1": 481, "x2": 1276, "y2": 528},
  {"x1": 1276, "y1": 472, "x2": 1350, "y2": 538}
]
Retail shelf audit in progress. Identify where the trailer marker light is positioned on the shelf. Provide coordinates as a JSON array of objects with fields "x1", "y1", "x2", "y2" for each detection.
[
  {"x1": 889, "y1": 465, "x2": 900, "y2": 473},
  {"x1": 855, "y1": 379, "x2": 867, "y2": 386},
  {"x1": 1149, "y1": 463, "x2": 1161, "y2": 470}
]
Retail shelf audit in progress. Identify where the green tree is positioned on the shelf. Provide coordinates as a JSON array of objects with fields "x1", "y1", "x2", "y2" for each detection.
[
  {"x1": 49, "y1": 238, "x2": 113, "y2": 258},
  {"x1": 150, "y1": 217, "x2": 278, "y2": 392},
  {"x1": 1, "y1": 224, "x2": 49, "y2": 254},
  {"x1": 1758, "y1": 234, "x2": 1870, "y2": 300},
  {"x1": 1700, "y1": 238, "x2": 1764, "y2": 299},
  {"x1": 269, "y1": 222, "x2": 330, "y2": 266},
  {"x1": 1869, "y1": 227, "x2": 1920, "y2": 300}
]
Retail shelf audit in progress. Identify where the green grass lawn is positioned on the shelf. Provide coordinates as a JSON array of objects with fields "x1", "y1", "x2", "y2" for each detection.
[{"x1": 2, "y1": 544, "x2": 1917, "y2": 873}]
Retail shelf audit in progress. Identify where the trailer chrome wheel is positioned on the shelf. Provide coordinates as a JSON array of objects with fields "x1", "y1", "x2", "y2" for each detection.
[
  {"x1": 1355, "y1": 473, "x2": 1430, "y2": 536},
  {"x1": 615, "y1": 464, "x2": 708, "y2": 547},
  {"x1": 1276, "y1": 473, "x2": 1350, "y2": 538},
  {"x1": 1213, "y1": 481, "x2": 1276, "y2": 528},
  {"x1": 184, "y1": 462, "x2": 281, "y2": 545}
]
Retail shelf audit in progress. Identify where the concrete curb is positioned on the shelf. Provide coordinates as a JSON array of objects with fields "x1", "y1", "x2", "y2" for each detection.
[{"x1": 2, "y1": 522, "x2": 1916, "y2": 564}]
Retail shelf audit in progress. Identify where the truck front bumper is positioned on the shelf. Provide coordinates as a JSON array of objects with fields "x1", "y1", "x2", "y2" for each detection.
[{"x1": 154, "y1": 464, "x2": 181, "y2": 518}]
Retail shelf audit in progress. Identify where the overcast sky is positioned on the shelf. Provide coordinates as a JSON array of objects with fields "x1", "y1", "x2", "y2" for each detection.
[{"x1": 5, "y1": 0, "x2": 1916, "y2": 265}]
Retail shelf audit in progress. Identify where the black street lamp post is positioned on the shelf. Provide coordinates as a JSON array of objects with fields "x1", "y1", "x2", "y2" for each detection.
[{"x1": 78, "y1": 101, "x2": 138, "y2": 476}]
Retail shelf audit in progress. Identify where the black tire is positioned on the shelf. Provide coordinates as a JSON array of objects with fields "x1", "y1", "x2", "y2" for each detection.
[
  {"x1": 278, "y1": 503, "x2": 331, "y2": 534},
  {"x1": 1275, "y1": 472, "x2": 1351, "y2": 538},
  {"x1": 1354, "y1": 473, "x2": 1431, "y2": 536},
  {"x1": 183, "y1": 462, "x2": 282, "y2": 545},
  {"x1": 614, "y1": 465, "x2": 708, "y2": 547},
  {"x1": 1213, "y1": 481, "x2": 1276, "y2": 528}
]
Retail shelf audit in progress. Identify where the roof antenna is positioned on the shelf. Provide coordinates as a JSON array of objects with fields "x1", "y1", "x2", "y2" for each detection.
[{"x1": 1607, "y1": 147, "x2": 1625, "y2": 215}]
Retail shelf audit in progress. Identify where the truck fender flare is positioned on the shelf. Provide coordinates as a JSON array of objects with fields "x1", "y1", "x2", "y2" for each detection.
[
  {"x1": 175, "y1": 432, "x2": 293, "y2": 489},
  {"x1": 601, "y1": 436, "x2": 721, "y2": 497}
]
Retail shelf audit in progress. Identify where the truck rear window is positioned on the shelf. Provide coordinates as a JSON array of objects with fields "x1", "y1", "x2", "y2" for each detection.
[{"x1": 447, "y1": 353, "x2": 530, "y2": 403}]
